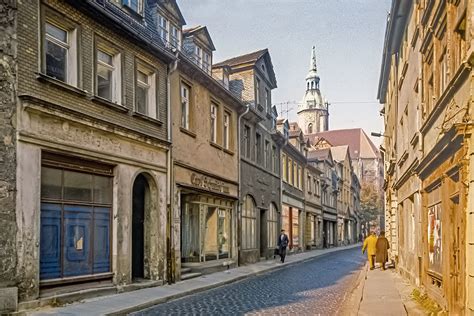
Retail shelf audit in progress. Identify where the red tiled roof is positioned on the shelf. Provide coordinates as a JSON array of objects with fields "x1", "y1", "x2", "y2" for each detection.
[
  {"x1": 313, "y1": 128, "x2": 379, "y2": 159},
  {"x1": 307, "y1": 148, "x2": 331, "y2": 161}
]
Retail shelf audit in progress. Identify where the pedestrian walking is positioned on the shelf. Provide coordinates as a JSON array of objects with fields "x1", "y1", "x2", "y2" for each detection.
[
  {"x1": 376, "y1": 231, "x2": 390, "y2": 270},
  {"x1": 362, "y1": 231, "x2": 377, "y2": 270},
  {"x1": 277, "y1": 229, "x2": 289, "y2": 263}
]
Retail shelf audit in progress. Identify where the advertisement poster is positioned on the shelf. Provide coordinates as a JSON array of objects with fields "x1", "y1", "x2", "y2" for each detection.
[{"x1": 428, "y1": 204, "x2": 442, "y2": 274}]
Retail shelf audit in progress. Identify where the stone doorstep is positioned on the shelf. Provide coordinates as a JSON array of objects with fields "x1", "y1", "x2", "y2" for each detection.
[{"x1": 17, "y1": 280, "x2": 163, "y2": 313}]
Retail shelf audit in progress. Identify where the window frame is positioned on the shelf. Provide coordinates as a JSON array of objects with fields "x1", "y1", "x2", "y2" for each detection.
[
  {"x1": 223, "y1": 111, "x2": 231, "y2": 150},
  {"x1": 180, "y1": 81, "x2": 191, "y2": 130},
  {"x1": 123, "y1": 0, "x2": 144, "y2": 15},
  {"x1": 95, "y1": 41, "x2": 122, "y2": 105},
  {"x1": 210, "y1": 102, "x2": 218, "y2": 143},
  {"x1": 135, "y1": 60, "x2": 158, "y2": 119}
]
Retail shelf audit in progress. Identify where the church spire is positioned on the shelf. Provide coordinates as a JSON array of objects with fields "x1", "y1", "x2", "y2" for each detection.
[
  {"x1": 306, "y1": 46, "x2": 320, "y2": 91},
  {"x1": 309, "y1": 45, "x2": 317, "y2": 73}
]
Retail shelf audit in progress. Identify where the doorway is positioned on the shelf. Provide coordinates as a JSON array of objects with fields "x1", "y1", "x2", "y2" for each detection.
[{"x1": 132, "y1": 174, "x2": 148, "y2": 280}]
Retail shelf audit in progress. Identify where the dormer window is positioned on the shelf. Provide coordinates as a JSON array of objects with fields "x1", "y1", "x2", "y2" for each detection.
[
  {"x1": 170, "y1": 25, "x2": 181, "y2": 49},
  {"x1": 203, "y1": 51, "x2": 211, "y2": 74},
  {"x1": 195, "y1": 46, "x2": 202, "y2": 67},
  {"x1": 123, "y1": 0, "x2": 144, "y2": 15},
  {"x1": 158, "y1": 14, "x2": 168, "y2": 43}
]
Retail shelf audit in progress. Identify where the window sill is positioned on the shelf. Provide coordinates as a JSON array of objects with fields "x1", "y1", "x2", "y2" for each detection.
[
  {"x1": 223, "y1": 148, "x2": 235, "y2": 156},
  {"x1": 90, "y1": 96, "x2": 129, "y2": 113},
  {"x1": 210, "y1": 141, "x2": 223, "y2": 150},
  {"x1": 210, "y1": 142, "x2": 235, "y2": 156},
  {"x1": 36, "y1": 73, "x2": 88, "y2": 97},
  {"x1": 132, "y1": 111, "x2": 163, "y2": 125},
  {"x1": 180, "y1": 127, "x2": 197, "y2": 138}
]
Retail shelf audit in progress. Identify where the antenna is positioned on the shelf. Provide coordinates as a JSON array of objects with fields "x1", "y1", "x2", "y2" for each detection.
[{"x1": 274, "y1": 101, "x2": 299, "y2": 119}]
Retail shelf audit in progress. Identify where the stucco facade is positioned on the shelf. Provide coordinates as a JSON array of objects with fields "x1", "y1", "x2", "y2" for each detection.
[{"x1": 378, "y1": 0, "x2": 474, "y2": 313}]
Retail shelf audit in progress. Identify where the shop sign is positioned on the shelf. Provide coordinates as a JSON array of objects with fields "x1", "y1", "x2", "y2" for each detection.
[{"x1": 191, "y1": 173, "x2": 230, "y2": 194}]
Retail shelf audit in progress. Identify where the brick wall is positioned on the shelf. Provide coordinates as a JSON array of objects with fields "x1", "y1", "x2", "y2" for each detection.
[{"x1": 0, "y1": 0, "x2": 18, "y2": 288}]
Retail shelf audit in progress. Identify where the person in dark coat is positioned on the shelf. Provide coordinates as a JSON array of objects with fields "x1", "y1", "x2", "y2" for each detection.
[
  {"x1": 277, "y1": 229, "x2": 289, "y2": 263},
  {"x1": 376, "y1": 231, "x2": 390, "y2": 270}
]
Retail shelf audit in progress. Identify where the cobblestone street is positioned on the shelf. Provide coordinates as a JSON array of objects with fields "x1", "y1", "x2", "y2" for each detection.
[{"x1": 133, "y1": 248, "x2": 365, "y2": 315}]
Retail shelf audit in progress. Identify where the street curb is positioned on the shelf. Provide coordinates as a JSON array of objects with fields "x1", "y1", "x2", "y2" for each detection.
[
  {"x1": 105, "y1": 245, "x2": 361, "y2": 315},
  {"x1": 336, "y1": 262, "x2": 368, "y2": 316}
]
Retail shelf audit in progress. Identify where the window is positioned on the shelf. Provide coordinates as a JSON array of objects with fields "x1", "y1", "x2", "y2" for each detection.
[
  {"x1": 195, "y1": 46, "x2": 202, "y2": 67},
  {"x1": 44, "y1": 21, "x2": 77, "y2": 85},
  {"x1": 242, "y1": 196, "x2": 257, "y2": 249},
  {"x1": 282, "y1": 154, "x2": 287, "y2": 182},
  {"x1": 158, "y1": 15, "x2": 168, "y2": 43},
  {"x1": 135, "y1": 63, "x2": 157, "y2": 118},
  {"x1": 307, "y1": 175, "x2": 312, "y2": 193},
  {"x1": 223, "y1": 112, "x2": 230, "y2": 150},
  {"x1": 123, "y1": 0, "x2": 143, "y2": 15},
  {"x1": 299, "y1": 167, "x2": 303, "y2": 190},
  {"x1": 427, "y1": 185, "x2": 442, "y2": 275},
  {"x1": 170, "y1": 25, "x2": 181, "y2": 49},
  {"x1": 256, "y1": 133, "x2": 262, "y2": 164},
  {"x1": 307, "y1": 123, "x2": 313, "y2": 134},
  {"x1": 288, "y1": 158, "x2": 293, "y2": 185},
  {"x1": 256, "y1": 77, "x2": 261, "y2": 105},
  {"x1": 268, "y1": 204, "x2": 278, "y2": 248},
  {"x1": 96, "y1": 48, "x2": 121, "y2": 104},
  {"x1": 203, "y1": 52, "x2": 211, "y2": 74},
  {"x1": 244, "y1": 125, "x2": 251, "y2": 158},
  {"x1": 265, "y1": 88, "x2": 271, "y2": 113},
  {"x1": 264, "y1": 140, "x2": 270, "y2": 169},
  {"x1": 181, "y1": 82, "x2": 190, "y2": 129},
  {"x1": 314, "y1": 179, "x2": 319, "y2": 196},
  {"x1": 210, "y1": 103, "x2": 217, "y2": 143},
  {"x1": 272, "y1": 145, "x2": 277, "y2": 173}
]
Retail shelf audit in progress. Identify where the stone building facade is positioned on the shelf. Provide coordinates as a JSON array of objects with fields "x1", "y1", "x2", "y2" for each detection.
[
  {"x1": 214, "y1": 49, "x2": 284, "y2": 265},
  {"x1": 378, "y1": 0, "x2": 474, "y2": 313},
  {"x1": 1, "y1": 0, "x2": 176, "y2": 311}
]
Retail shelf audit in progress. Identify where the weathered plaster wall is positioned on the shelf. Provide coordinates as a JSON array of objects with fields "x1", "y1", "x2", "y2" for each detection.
[{"x1": 0, "y1": 0, "x2": 18, "y2": 312}]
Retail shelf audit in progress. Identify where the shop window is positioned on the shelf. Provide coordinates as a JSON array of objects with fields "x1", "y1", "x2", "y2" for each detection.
[
  {"x1": 40, "y1": 162, "x2": 112, "y2": 281},
  {"x1": 181, "y1": 201, "x2": 231, "y2": 262},
  {"x1": 281, "y1": 205, "x2": 290, "y2": 235},
  {"x1": 292, "y1": 209, "x2": 299, "y2": 247},
  {"x1": 267, "y1": 203, "x2": 278, "y2": 248},
  {"x1": 427, "y1": 185, "x2": 442, "y2": 277},
  {"x1": 242, "y1": 195, "x2": 257, "y2": 249},
  {"x1": 43, "y1": 18, "x2": 78, "y2": 86}
]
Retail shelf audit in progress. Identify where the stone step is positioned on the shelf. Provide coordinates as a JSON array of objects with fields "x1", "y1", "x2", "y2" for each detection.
[
  {"x1": 181, "y1": 267, "x2": 192, "y2": 274},
  {"x1": 181, "y1": 272, "x2": 202, "y2": 281}
]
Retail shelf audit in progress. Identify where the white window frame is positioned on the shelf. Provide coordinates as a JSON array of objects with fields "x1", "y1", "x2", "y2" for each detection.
[
  {"x1": 195, "y1": 46, "x2": 202, "y2": 68},
  {"x1": 170, "y1": 24, "x2": 181, "y2": 49},
  {"x1": 158, "y1": 14, "x2": 169, "y2": 44},
  {"x1": 44, "y1": 20, "x2": 78, "y2": 86},
  {"x1": 203, "y1": 51, "x2": 211, "y2": 74},
  {"x1": 210, "y1": 103, "x2": 217, "y2": 143},
  {"x1": 96, "y1": 46, "x2": 122, "y2": 104},
  {"x1": 135, "y1": 62, "x2": 157, "y2": 118},
  {"x1": 256, "y1": 77, "x2": 261, "y2": 105},
  {"x1": 123, "y1": 0, "x2": 144, "y2": 15},
  {"x1": 181, "y1": 83, "x2": 190, "y2": 129},
  {"x1": 223, "y1": 112, "x2": 230, "y2": 149}
]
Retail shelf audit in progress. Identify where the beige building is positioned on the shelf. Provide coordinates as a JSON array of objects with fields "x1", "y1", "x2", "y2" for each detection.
[{"x1": 378, "y1": 0, "x2": 473, "y2": 313}]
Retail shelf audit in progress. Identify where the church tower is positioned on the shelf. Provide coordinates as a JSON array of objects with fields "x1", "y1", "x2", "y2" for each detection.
[{"x1": 297, "y1": 46, "x2": 329, "y2": 134}]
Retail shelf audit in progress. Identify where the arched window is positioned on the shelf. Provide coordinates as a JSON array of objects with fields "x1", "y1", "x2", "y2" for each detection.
[
  {"x1": 267, "y1": 203, "x2": 278, "y2": 247},
  {"x1": 311, "y1": 81, "x2": 315, "y2": 89},
  {"x1": 242, "y1": 195, "x2": 257, "y2": 249},
  {"x1": 307, "y1": 123, "x2": 313, "y2": 134},
  {"x1": 307, "y1": 82, "x2": 310, "y2": 90}
]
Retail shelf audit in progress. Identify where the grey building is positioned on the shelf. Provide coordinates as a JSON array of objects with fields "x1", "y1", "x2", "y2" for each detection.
[{"x1": 214, "y1": 49, "x2": 284, "y2": 264}]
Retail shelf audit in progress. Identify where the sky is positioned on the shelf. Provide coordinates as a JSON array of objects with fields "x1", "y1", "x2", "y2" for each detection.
[{"x1": 178, "y1": 0, "x2": 392, "y2": 145}]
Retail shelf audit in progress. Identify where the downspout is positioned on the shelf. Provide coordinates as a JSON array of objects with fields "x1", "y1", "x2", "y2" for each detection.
[
  {"x1": 237, "y1": 104, "x2": 250, "y2": 265},
  {"x1": 166, "y1": 49, "x2": 179, "y2": 284}
]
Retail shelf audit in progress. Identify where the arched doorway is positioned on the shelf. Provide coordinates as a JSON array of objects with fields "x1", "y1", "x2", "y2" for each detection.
[{"x1": 132, "y1": 174, "x2": 149, "y2": 280}]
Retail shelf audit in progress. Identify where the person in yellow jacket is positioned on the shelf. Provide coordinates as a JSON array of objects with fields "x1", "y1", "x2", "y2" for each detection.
[{"x1": 362, "y1": 231, "x2": 378, "y2": 270}]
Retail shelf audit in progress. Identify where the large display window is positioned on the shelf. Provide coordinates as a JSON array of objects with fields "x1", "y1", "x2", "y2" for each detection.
[{"x1": 181, "y1": 196, "x2": 232, "y2": 263}]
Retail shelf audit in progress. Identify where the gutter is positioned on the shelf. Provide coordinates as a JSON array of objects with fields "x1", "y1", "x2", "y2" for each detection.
[
  {"x1": 237, "y1": 104, "x2": 250, "y2": 264},
  {"x1": 166, "y1": 49, "x2": 179, "y2": 284}
]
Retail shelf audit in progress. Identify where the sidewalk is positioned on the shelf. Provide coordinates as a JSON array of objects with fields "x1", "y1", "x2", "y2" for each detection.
[
  {"x1": 29, "y1": 244, "x2": 360, "y2": 316},
  {"x1": 339, "y1": 264, "x2": 427, "y2": 316}
]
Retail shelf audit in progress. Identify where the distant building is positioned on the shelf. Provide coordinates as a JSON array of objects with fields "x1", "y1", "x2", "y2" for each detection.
[{"x1": 297, "y1": 46, "x2": 330, "y2": 134}]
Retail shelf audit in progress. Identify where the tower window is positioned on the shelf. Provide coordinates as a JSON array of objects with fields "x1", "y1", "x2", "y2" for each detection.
[
  {"x1": 307, "y1": 123, "x2": 313, "y2": 134},
  {"x1": 311, "y1": 81, "x2": 315, "y2": 89}
]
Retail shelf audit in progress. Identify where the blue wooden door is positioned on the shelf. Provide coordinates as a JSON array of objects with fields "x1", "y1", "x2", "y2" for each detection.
[{"x1": 40, "y1": 203, "x2": 62, "y2": 280}]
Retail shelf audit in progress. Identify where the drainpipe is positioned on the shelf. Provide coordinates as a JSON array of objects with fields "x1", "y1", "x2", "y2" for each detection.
[
  {"x1": 166, "y1": 49, "x2": 179, "y2": 284},
  {"x1": 237, "y1": 104, "x2": 250, "y2": 265}
]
